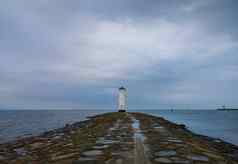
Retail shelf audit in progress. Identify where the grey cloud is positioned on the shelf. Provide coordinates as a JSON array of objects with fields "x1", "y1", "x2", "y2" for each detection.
[{"x1": 0, "y1": 0, "x2": 238, "y2": 109}]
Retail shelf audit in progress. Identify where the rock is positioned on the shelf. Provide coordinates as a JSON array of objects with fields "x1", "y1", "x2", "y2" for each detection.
[
  {"x1": 171, "y1": 157, "x2": 190, "y2": 164},
  {"x1": 154, "y1": 126, "x2": 164, "y2": 129},
  {"x1": 105, "y1": 158, "x2": 123, "y2": 164},
  {"x1": 214, "y1": 139, "x2": 222, "y2": 143},
  {"x1": 51, "y1": 152, "x2": 78, "y2": 161},
  {"x1": 96, "y1": 139, "x2": 119, "y2": 145},
  {"x1": 122, "y1": 147, "x2": 130, "y2": 151},
  {"x1": 155, "y1": 150, "x2": 177, "y2": 157},
  {"x1": 167, "y1": 139, "x2": 183, "y2": 143},
  {"x1": 93, "y1": 145, "x2": 109, "y2": 149},
  {"x1": 53, "y1": 135, "x2": 61, "y2": 139},
  {"x1": 154, "y1": 157, "x2": 172, "y2": 163},
  {"x1": 154, "y1": 125, "x2": 164, "y2": 129},
  {"x1": 155, "y1": 128, "x2": 167, "y2": 133},
  {"x1": 14, "y1": 147, "x2": 27, "y2": 156},
  {"x1": 30, "y1": 142, "x2": 44, "y2": 149},
  {"x1": 217, "y1": 162, "x2": 228, "y2": 164},
  {"x1": 0, "y1": 155, "x2": 5, "y2": 160},
  {"x1": 187, "y1": 154, "x2": 209, "y2": 162},
  {"x1": 73, "y1": 157, "x2": 102, "y2": 164},
  {"x1": 202, "y1": 152, "x2": 224, "y2": 160},
  {"x1": 111, "y1": 152, "x2": 121, "y2": 156},
  {"x1": 178, "y1": 124, "x2": 186, "y2": 129},
  {"x1": 109, "y1": 127, "x2": 116, "y2": 131},
  {"x1": 63, "y1": 143, "x2": 74, "y2": 147},
  {"x1": 83, "y1": 150, "x2": 103, "y2": 157},
  {"x1": 160, "y1": 142, "x2": 169, "y2": 145},
  {"x1": 115, "y1": 159, "x2": 123, "y2": 164}
]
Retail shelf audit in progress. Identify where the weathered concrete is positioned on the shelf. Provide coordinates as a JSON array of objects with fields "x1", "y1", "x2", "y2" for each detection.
[{"x1": 0, "y1": 112, "x2": 237, "y2": 164}]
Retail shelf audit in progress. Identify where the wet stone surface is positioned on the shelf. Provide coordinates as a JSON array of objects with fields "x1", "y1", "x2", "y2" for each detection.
[
  {"x1": 170, "y1": 157, "x2": 190, "y2": 164},
  {"x1": 187, "y1": 154, "x2": 209, "y2": 162},
  {"x1": 93, "y1": 145, "x2": 109, "y2": 150},
  {"x1": 167, "y1": 139, "x2": 183, "y2": 143},
  {"x1": 82, "y1": 150, "x2": 103, "y2": 157},
  {"x1": 14, "y1": 147, "x2": 27, "y2": 156},
  {"x1": 154, "y1": 157, "x2": 172, "y2": 163},
  {"x1": 0, "y1": 112, "x2": 238, "y2": 164},
  {"x1": 155, "y1": 150, "x2": 177, "y2": 157}
]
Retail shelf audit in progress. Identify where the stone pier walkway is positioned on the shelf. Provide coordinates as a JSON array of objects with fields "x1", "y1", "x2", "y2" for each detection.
[
  {"x1": 0, "y1": 112, "x2": 238, "y2": 164},
  {"x1": 133, "y1": 119, "x2": 151, "y2": 164}
]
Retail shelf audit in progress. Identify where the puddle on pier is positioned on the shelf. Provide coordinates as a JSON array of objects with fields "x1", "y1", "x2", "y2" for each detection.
[
  {"x1": 132, "y1": 118, "x2": 145, "y2": 141},
  {"x1": 132, "y1": 119, "x2": 140, "y2": 129}
]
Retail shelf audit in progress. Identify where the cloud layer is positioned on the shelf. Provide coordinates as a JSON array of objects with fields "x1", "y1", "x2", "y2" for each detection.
[{"x1": 0, "y1": 0, "x2": 238, "y2": 109}]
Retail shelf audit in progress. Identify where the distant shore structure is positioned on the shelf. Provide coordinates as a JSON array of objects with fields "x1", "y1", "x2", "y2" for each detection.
[
  {"x1": 217, "y1": 105, "x2": 238, "y2": 111},
  {"x1": 118, "y1": 86, "x2": 127, "y2": 112}
]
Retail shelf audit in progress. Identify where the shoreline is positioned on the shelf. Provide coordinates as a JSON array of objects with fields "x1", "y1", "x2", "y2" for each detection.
[
  {"x1": 2, "y1": 112, "x2": 236, "y2": 147},
  {"x1": 0, "y1": 112, "x2": 238, "y2": 163},
  {"x1": 1, "y1": 110, "x2": 237, "y2": 146}
]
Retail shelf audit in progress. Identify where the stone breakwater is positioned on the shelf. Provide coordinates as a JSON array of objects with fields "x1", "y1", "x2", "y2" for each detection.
[{"x1": 0, "y1": 112, "x2": 238, "y2": 164}]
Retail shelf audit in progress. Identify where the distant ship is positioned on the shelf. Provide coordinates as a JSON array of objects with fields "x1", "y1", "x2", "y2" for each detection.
[{"x1": 217, "y1": 105, "x2": 238, "y2": 111}]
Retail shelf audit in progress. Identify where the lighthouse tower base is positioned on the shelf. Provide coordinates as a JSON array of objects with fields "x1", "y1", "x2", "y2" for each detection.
[{"x1": 118, "y1": 109, "x2": 126, "y2": 112}]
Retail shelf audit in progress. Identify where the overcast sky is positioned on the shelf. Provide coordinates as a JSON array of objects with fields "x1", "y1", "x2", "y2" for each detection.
[{"x1": 0, "y1": 0, "x2": 238, "y2": 109}]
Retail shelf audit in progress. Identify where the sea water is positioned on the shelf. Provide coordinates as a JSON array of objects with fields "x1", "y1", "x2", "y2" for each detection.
[
  {"x1": 0, "y1": 110, "x2": 107, "y2": 143},
  {"x1": 142, "y1": 110, "x2": 238, "y2": 145},
  {"x1": 0, "y1": 110, "x2": 237, "y2": 145}
]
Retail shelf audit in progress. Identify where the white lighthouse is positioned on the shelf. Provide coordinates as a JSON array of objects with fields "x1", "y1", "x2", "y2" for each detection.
[{"x1": 118, "y1": 87, "x2": 127, "y2": 112}]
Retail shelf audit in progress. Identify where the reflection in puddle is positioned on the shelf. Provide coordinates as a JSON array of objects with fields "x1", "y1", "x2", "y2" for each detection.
[{"x1": 132, "y1": 119, "x2": 145, "y2": 141}]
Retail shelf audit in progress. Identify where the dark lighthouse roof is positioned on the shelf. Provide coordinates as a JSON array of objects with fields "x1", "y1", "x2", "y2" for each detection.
[{"x1": 119, "y1": 86, "x2": 126, "y2": 90}]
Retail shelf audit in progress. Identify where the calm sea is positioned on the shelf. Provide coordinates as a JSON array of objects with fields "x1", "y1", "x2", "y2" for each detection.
[
  {"x1": 0, "y1": 110, "x2": 238, "y2": 145},
  {"x1": 144, "y1": 110, "x2": 238, "y2": 145}
]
